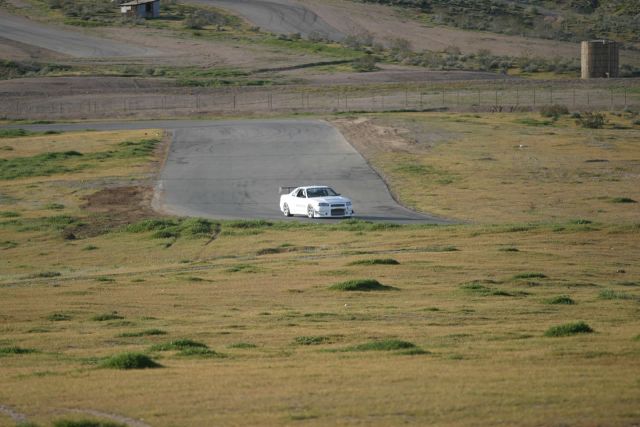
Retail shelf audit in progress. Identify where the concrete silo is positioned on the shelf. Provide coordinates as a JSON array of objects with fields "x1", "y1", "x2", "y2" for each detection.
[{"x1": 581, "y1": 40, "x2": 619, "y2": 79}]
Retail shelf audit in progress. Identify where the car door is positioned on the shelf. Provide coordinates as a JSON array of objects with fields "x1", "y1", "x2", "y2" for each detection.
[{"x1": 294, "y1": 189, "x2": 307, "y2": 214}]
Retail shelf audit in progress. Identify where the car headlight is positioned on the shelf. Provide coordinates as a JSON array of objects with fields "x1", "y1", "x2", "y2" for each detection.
[
  {"x1": 318, "y1": 203, "x2": 329, "y2": 207},
  {"x1": 346, "y1": 201, "x2": 352, "y2": 206}
]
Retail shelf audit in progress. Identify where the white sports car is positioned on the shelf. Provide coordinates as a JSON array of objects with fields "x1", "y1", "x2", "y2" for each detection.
[{"x1": 279, "y1": 186, "x2": 353, "y2": 218}]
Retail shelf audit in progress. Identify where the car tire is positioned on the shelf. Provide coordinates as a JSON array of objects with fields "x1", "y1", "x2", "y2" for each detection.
[
  {"x1": 307, "y1": 205, "x2": 315, "y2": 218},
  {"x1": 283, "y1": 203, "x2": 292, "y2": 217}
]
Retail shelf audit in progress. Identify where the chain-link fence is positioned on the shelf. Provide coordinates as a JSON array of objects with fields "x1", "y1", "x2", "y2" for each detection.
[{"x1": 2, "y1": 83, "x2": 638, "y2": 120}]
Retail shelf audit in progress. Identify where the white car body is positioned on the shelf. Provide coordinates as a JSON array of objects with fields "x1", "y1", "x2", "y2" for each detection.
[{"x1": 279, "y1": 186, "x2": 353, "y2": 218}]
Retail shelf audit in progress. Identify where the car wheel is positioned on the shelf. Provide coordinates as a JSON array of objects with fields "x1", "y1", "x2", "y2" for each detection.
[
  {"x1": 283, "y1": 203, "x2": 292, "y2": 217},
  {"x1": 307, "y1": 205, "x2": 315, "y2": 218}
]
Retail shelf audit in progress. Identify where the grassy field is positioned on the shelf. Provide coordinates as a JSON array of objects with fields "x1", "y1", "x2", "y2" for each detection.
[{"x1": 1, "y1": 114, "x2": 639, "y2": 426}]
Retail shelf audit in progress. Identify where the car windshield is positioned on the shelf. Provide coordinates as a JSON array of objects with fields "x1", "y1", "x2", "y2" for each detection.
[{"x1": 306, "y1": 187, "x2": 338, "y2": 198}]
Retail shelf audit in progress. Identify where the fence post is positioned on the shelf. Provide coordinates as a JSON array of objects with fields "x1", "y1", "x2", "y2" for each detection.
[
  {"x1": 624, "y1": 89, "x2": 627, "y2": 107},
  {"x1": 550, "y1": 86, "x2": 553, "y2": 104},
  {"x1": 516, "y1": 87, "x2": 519, "y2": 105},
  {"x1": 610, "y1": 88, "x2": 614, "y2": 110},
  {"x1": 419, "y1": 92, "x2": 423, "y2": 109},
  {"x1": 533, "y1": 87, "x2": 536, "y2": 106}
]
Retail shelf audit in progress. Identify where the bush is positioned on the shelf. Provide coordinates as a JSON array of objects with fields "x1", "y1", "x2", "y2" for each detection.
[
  {"x1": 294, "y1": 336, "x2": 330, "y2": 345},
  {"x1": 543, "y1": 295, "x2": 575, "y2": 305},
  {"x1": 347, "y1": 258, "x2": 399, "y2": 266},
  {"x1": 577, "y1": 112, "x2": 606, "y2": 129},
  {"x1": 150, "y1": 339, "x2": 208, "y2": 351},
  {"x1": 544, "y1": 321, "x2": 593, "y2": 337},
  {"x1": 540, "y1": 104, "x2": 569, "y2": 119},
  {"x1": 329, "y1": 279, "x2": 397, "y2": 291},
  {"x1": 352, "y1": 55, "x2": 378, "y2": 72},
  {"x1": 343, "y1": 339, "x2": 421, "y2": 352},
  {"x1": 99, "y1": 352, "x2": 161, "y2": 370},
  {"x1": 91, "y1": 312, "x2": 124, "y2": 321},
  {"x1": 599, "y1": 289, "x2": 633, "y2": 300}
]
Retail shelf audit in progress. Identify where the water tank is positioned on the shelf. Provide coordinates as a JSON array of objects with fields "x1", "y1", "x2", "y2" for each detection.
[{"x1": 581, "y1": 40, "x2": 619, "y2": 79}]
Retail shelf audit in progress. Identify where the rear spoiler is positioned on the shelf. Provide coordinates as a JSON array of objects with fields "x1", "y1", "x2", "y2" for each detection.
[{"x1": 279, "y1": 186, "x2": 297, "y2": 195}]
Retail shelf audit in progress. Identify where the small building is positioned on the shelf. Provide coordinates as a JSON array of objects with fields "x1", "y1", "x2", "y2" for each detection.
[
  {"x1": 581, "y1": 40, "x2": 619, "y2": 79},
  {"x1": 120, "y1": 0, "x2": 160, "y2": 19}
]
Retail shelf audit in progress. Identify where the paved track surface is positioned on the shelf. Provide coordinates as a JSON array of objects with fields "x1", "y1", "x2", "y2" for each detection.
[
  {"x1": 187, "y1": 0, "x2": 344, "y2": 40},
  {"x1": 6, "y1": 120, "x2": 446, "y2": 224},
  {"x1": 0, "y1": 12, "x2": 158, "y2": 57}
]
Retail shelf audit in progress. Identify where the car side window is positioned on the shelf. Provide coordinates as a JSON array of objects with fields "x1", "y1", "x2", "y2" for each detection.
[{"x1": 296, "y1": 189, "x2": 305, "y2": 198}]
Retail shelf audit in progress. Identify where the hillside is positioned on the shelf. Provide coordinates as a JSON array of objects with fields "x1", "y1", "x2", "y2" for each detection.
[{"x1": 354, "y1": 0, "x2": 640, "y2": 46}]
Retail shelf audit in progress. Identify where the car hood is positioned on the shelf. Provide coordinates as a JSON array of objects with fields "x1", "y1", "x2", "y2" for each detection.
[{"x1": 310, "y1": 196, "x2": 351, "y2": 204}]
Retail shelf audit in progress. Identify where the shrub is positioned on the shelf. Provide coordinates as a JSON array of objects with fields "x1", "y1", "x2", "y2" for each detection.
[
  {"x1": 599, "y1": 289, "x2": 633, "y2": 300},
  {"x1": 177, "y1": 347, "x2": 223, "y2": 358},
  {"x1": 118, "y1": 329, "x2": 167, "y2": 337},
  {"x1": 0, "y1": 128, "x2": 29, "y2": 138},
  {"x1": 513, "y1": 272, "x2": 547, "y2": 280},
  {"x1": 30, "y1": 271, "x2": 61, "y2": 278},
  {"x1": 47, "y1": 312, "x2": 72, "y2": 321},
  {"x1": 352, "y1": 55, "x2": 378, "y2": 72},
  {"x1": 150, "y1": 339, "x2": 208, "y2": 351},
  {"x1": 540, "y1": 104, "x2": 569, "y2": 119},
  {"x1": 347, "y1": 258, "x2": 399, "y2": 266},
  {"x1": 294, "y1": 336, "x2": 330, "y2": 345},
  {"x1": 577, "y1": 112, "x2": 606, "y2": 129},
  {"x1": 345, "y1": 339, "x2": 419, "y2": 351},
  {"x1": 228, "y1": 342, "x2": 257, "y2": 349},
  {"x1": 329, "y1": 279, "x2": 397, "y2": 291},
  {"x1": 99, "y1": 352, "x2": 161, "y2": 370},
  {"x1": 0, "y1": 346, "x2": 37, "y2": 355},
  {"x1": 611, "y1": 197, "x2": 637, "y2": 203},
  {"x1": 544, "y1": 321, "x2": 593, "y2": 337},
  {"x1": 91, "y1": 312, "x2": 124, "y2": 321},
  {"x1": 543, "y1": 295, "x2": 575, "y2": 305}
]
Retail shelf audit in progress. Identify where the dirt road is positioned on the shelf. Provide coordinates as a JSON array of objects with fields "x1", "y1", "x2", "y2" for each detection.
[
  {"x1": 0, "y1": 11, "x2": 158, "y2": 58},
  {"x1": 187, "y1": 0, "x2": 344, "y2": 40}
]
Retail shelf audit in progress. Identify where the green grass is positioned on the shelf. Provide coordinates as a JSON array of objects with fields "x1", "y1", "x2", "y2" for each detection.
[
  {"x1": 150, "y1": 339, "x2": 208, "y2": 351},
  {"x1": 117, "y1": 329, "x2": 167, "y2": 338},
  {"x1": 347, "y1": 258, "x2": 400, "y2": 265},
  {"x1": 0, "y1": 211, "x2": 21, "y2": 217},
  {"x1": 329, "y1": 279, "x2": 397, "y2": 291},
  {"x1": 294, "y1": 336, "x2": 331, "y2": 345},
  {"x1": 0, "y1": 151, "x2": 84, "y2": 180},
  {"x1": 611, "y1": 197, "x2": 637, "y2": 204},
  {"x1": 99, "y1": 352, "x2": 161, "y2": 370},
  {"x1": 227, "y1": 342, "x2": 257, "y2": 349},
  {"x1": 341, "y1": 339, "x2": 420, "y2": 352},
  {"x1": 513, "y1": 273, "x2": 547, "y2": 280},
  {"x1": 29, "y1": 271, "x2": 61, "y2": 278},
  {"x1": 0, "y1": 128, "x2": 30, "y2": 138},
  {"x1": 177, "y1": 347, "x2": 224, "y2": 358},
  {"x1": 125, "y1": 217, "x2": 216, "y2": 240},
  {"x1": 544, "y1": 322, "x2": 594, "y2": 337},
  {"x1": 47, "y1": 312, "x2": 72, "y2": 321},
  {"x1": 0, "y1": 346, "x2": 38, "y2": 355},
  {"x1": 543, "y1": 295, "x2": 576, "y2": 305},
  {"x1": 599, "y1": 289, "x2": 634, "y2": 300}
]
